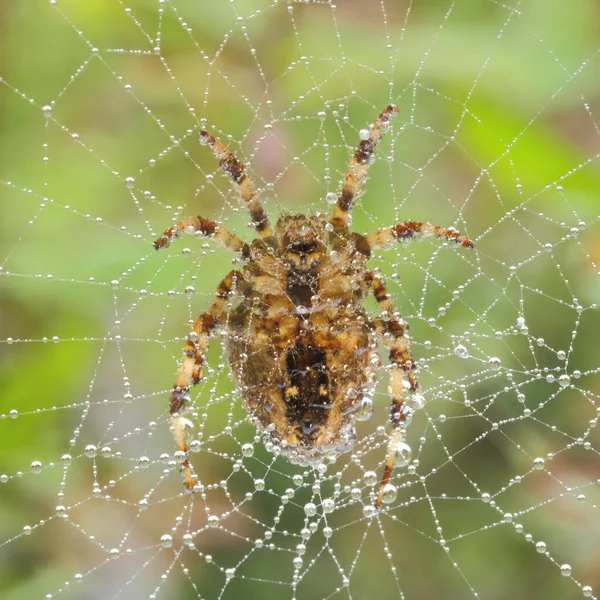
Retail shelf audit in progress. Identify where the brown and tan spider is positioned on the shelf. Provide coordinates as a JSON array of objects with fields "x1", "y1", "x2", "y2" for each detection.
[{"x1": 154, "y1": 105, "x2": 473, "y2": 507}]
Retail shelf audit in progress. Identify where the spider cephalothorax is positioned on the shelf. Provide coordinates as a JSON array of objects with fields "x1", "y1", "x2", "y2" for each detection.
[{"x1": 154, "y1": 105, "x2": 474, "y2": 506}]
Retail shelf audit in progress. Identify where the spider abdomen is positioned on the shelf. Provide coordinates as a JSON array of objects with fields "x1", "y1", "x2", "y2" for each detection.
[{"x1": 227, "y1": 315, "x2": 377, "y2": 465}]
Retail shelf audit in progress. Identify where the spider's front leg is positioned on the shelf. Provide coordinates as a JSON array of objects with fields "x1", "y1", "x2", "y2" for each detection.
[
  {"x1": 153, "y1": 215, "x2": 250, "y2": 259},
  {"x1": 369, "y1": 272, "x2": 417, "y2": 508},
  {"x1": 169, "y1": 270, "x2": 250, "y2": 490}
]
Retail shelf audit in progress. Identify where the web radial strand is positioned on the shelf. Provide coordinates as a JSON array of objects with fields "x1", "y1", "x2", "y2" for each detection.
[{"x1": 0, "y1": 1, "x2": 599, "y2": 600}]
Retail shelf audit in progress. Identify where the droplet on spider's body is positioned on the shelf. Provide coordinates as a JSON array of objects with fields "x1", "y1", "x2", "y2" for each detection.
[{"x1": 355, "y1": 397, "x2": 374, "y2": 421}]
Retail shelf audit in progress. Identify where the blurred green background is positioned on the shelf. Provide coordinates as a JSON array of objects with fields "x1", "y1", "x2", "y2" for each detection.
[{"x1": 1, "y1": 1, "x2": 599, "y2": 599}]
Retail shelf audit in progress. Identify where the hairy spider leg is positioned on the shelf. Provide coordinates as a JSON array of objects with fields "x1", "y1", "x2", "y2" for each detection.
[
  {"x1": 329, "y1": 104, "x2": 399, "y2": 230},
  {"x1": 200, "y1": 131, "x2": 273, "y2": 240},
  {"x1": 170, "y1": 270, "x2": 250, "y2": 490},
  {"x1": 369, "y1": 273, "x2": 417, "y2": 507},
  {"x1": 365, "y1": 221, "x2": 474, "y2": 250},
  {"x1": 153, "y1": 215, "x2": 250, "y2": 258}
]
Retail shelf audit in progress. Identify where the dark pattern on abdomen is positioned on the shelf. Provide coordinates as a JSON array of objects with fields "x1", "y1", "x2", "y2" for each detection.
[{"x1": 285, "y1": 346, "x2": 333, "y2": 443}]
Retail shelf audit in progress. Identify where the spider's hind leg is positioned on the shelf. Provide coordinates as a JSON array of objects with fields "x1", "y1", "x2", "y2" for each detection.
[
  {"x1": 329, "y1": 104, "x2": 399, "y2": 230},
  {"x1": 169, "y1": 270, "x2": 250, "y2": 490},
  {"x1": 369, "y1": 272, "x2": 416, "y2": 508}
]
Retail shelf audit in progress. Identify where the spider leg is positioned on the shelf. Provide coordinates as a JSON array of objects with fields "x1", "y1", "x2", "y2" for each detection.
[
  {"x1": 365, "y1": 221, "x2": 474, "y2": 250},
  {"x1": 153, "y1": 215, "x2": 250, "y2": 258},
  {"x1": 200, "y1": 130, "x2": 273, "y2": 240},
  {"x1": 169, "y1": 269, "x2": 250, "y2": 490},
  {"x1": 329, "y1": 104, "x2": 399, "y2": 230},
  {"x1": 369, "y1": 273, "x2": 416, "y2": 508}
]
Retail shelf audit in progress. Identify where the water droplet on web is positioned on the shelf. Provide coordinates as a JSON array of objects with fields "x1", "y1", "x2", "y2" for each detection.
[
  {"x1": 241, "y1": 443, "x2": 254, "y2": 457},
  {"x1": 124, "y1": 177, "x2": 135, "y2": 189},
  {"x1": 254, "y1": 478, "x2": 265, "y2": 491},
  {"x1": 582, "y1": 585, "x2": 593, "y2": 597},
  {"x1": 558, "y1": 374, "x2": 571, "y2": 387},
  {"x1": 533, "y1": 457, "x2": 545, "y2": 470},
  {"x1": 488, "y1": 357, "x2": 502, "y2": 370},
  {"x1": 322, "y1": 498, "x2": 335, "y2": 513},
  {"x1": 42, "y1": 105, "x2": 52, "y2": 118},
  {"x1": 325, "y1": 192, "x2": 337, "y2": 205},
  {"x1": 304, "y1": 502, "x2": 317, "y2": 517},
  {"x1": 393, "y1": 441, "x2": 412, "y2": 467},
  {"x1": 160, "y1": 534, "x2": 172, "y2": 548},
  {"x1": 363, "y1": 505, "x2": 376, "y2": 518},
  {"x1": 411, "y1": 393, "x2": 426, "y2": 410},
  {"x1": 85, "y1": 445, "x2": 97, "y2": 458},
  {"x1": 454, "y1": 344, "x2": 468, "y2": 358},
  {"x1": 359, "y1": 129, "x2": 370, "y2": 140},
  {"x1": 109, "y1": 548, "x2": 120, "y2": 559},
  {"x1": 293, "y1": 556, "x2": 303, "y2": 569},
  {"x1": 207, "y1": 515, "x2": 219, "y2": 528},
  {"x1": 30, "y1": 461, "x2": 43, "y2": 474},
  {"x1": 535, "y1": 541, "x2": 547, "y2": 553},
  {"x1": 363, "y1": 471, "x2": 377, "y2": 485},
  {"x1": 560, "y1": 564, "x2": 572, "y2": 576},
  {"x1": 381, "y1": 483, "x2": 397, "y2": 504}
]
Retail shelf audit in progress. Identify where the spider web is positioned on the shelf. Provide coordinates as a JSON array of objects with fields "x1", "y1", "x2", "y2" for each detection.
[{"x1": 1, "y1": 1, "x2": 599, "y2": 598}]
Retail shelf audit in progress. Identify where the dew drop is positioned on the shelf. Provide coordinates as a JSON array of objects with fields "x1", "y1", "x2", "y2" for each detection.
[
  {"x1": 254, "y1": 478, "x2": 265, "y2": 491},
  {"x1": 560, "y1": 564, "x2": 572, "y2": 577},
  {"x1": 85, "y1": 445, "x2": 97, "y2": 458},
  {"x1": 207, "y1": 515, "x2": 219, "y2": 528},
  {"x1": 160, "y1": 534, "x2": 173, "y2": 548},
  {"x1": 355, "y1": 397, "x2": 374, "y2": 421},
  {"x1": 304, "y1": 502, "x2": 317, "y2": 517},
  {"x1": 42, "y1": 105, "x2": 52, "y2": 118},
  {"x1": 363, "y1": 505, "x2": 376, "y2": 518},
  {"x1": 381, "y1": 483, "x2": 397, "y2": 504},
  {"x1": 535, "y1": 541, "x2": 547, "y2": 553},
  {"x1": 454, "y1": 344, "x2": 468, "y2": 358},
  {"x1": 558, "y1": 374, "x2": 571, "y2": 387},
  {"x1": 322, "y1": 498, "x2": 335, "y2": 513},
  {"x1": 488, "y1": 356, "x2": 502, "y2": 370},
  {"x1": 241, "y1": 443, "x2": 254, "y2": 457},
  {"x1": 30, "y1": 461, "x2": 43, "y2": 474},
  {"x1": 325, "y1": 192, "x2": 338, "y2": 205},
  {"x1": 393, "y1": 441, "x2": 412, "y2": 467},
  {"x1": 363, "y1": 471, "x2": 377, "y2": 486},
  {"x1": 533, "y1": 457, "x2": 545, "y2": 470},
  {"x1": 124, "y1": 177, "x2": 135, "y2": 189},
  {"x1": 411, "y1": 393, "x2": 426, "y2": 410}
]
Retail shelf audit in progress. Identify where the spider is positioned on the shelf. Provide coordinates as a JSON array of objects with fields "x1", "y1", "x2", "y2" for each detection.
[{"x1": 154, "y1": 105, "x2": 474, "y2": 507}]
